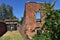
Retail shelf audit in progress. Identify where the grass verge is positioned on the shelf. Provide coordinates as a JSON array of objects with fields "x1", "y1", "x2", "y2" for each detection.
[{"x1": 0, "y1": 31, "x2": 24, "y2": 40}]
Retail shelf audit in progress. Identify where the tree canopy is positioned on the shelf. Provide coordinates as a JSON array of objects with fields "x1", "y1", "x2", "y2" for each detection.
[{"x1": 0, "y1": 3, "x2": 18, "y2": 20}]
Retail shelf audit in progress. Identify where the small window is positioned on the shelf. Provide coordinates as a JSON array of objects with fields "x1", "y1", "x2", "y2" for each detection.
[
  {"x1": 35, "y1": 29, "x2": 40, "y2": 35},
  {"x1": 37, "y1": 30, "x2": 40, "y2": 35},
  {"x1": 36, "y1": 12, "x2": 41, "y2": 20}
]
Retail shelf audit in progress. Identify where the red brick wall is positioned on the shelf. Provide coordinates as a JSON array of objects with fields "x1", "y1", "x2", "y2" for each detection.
[
  {"x1": 0, "y1": 22, "x2": 7, "y2": 36},
  {"x1": 22, "y1": 2, "x2": 46, "y2": 39}
]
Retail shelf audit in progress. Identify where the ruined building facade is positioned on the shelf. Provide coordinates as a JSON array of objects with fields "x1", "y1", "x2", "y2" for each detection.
[
  {"x1": 21, "y1": 2, "x2": 46, "y2": 39},
  {"x1": 0, "y1": 2, "x2": 46, "y2": 39}
]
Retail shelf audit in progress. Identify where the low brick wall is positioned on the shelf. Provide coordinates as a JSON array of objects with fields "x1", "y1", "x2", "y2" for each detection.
[{"x1": 0, "y1": 22, "x2": 7, "y2": 36}]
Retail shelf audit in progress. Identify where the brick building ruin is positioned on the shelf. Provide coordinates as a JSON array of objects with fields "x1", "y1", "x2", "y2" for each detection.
[
  {"x1": 20, "y1": 2, "x2": 46, "y2": 39},
  {"x1": 0, "y1": 2, "x2": 46, "y2": 40}
]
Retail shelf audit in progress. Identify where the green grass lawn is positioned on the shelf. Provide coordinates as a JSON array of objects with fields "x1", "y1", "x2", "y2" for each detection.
[{"x1": 0, "y1": 31, "x2": 24, "y2": 40}]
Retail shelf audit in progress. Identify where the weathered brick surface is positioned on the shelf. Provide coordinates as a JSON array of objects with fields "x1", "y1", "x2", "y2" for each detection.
[{"x1": 22, "y1": 2, "x2": 46, "y2": 39}]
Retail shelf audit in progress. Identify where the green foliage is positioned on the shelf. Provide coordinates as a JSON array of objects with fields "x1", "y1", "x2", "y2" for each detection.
[
  {"x1": 0, "y1": 3, "x2": 18, "y2": 20},
  {"x1": 32, "y1": 10, "x2": 60, "y2": 40},
  {"x1": 32, "y1": 29, "x2": 52, "y2": 40},
  {"x1": 18, "y1": 17, "x2": 23, "y2": 24},
  {"x1": 32, "y1": 0, "x2": 60, "y2": 40},
  {"x1": 45, "y1": 10, "x2": 60, "y2": 40},
  {"x1": 32, "y1": 10, "x2": 59, "y2": 40}
]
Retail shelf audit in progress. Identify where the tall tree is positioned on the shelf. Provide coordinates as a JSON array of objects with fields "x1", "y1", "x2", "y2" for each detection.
[
  {"x1": 0, "y1": 3, "x2": 18, "y2": 20},
  {"x1": 7, "y1": 5, "x2": 13, "y2": 19}
]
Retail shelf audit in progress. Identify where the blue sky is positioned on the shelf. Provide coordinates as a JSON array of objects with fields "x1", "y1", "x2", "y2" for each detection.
[{"x1": 0, "y1": 0, "x2": 60, "y2": 20}]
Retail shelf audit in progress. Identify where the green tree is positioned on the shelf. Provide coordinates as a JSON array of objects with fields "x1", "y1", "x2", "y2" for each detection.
[
  {"x1": 0, "y1": 3, "x2": 18, "y2": 20},
  {"x1": 6, "y1": 5, "x2": 13, "y2": 19}
]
